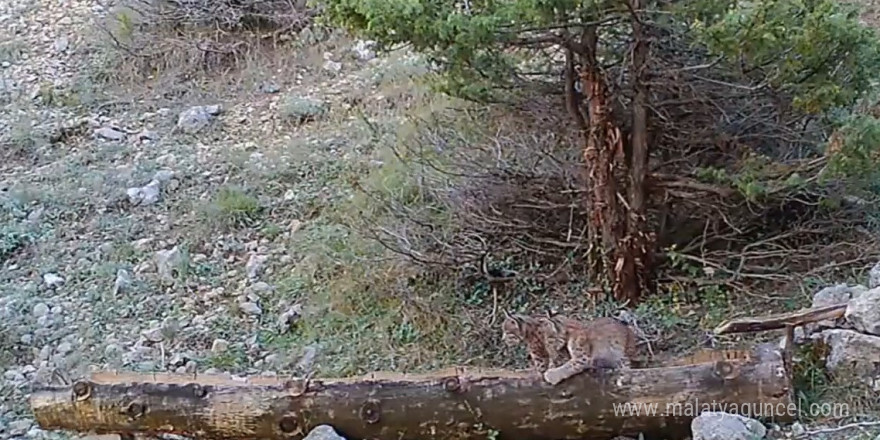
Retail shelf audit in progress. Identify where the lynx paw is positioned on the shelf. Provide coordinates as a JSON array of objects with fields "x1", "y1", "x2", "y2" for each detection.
[{"x1": 543, "y1": 369, "x2": 564, "y2": 385}]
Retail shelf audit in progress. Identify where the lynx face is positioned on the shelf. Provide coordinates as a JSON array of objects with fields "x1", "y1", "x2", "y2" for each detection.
[{"x1": 500, "y1": 316, "x2": 523, "y2": 346}]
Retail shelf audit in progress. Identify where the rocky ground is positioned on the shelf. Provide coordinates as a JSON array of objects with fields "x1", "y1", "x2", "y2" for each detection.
[
  {"x1": 2, "y1": 0, "x2": 880, "y2": 437},
  {"x1": 0, "y1": 0, "x2": 447, "y2": 434}
]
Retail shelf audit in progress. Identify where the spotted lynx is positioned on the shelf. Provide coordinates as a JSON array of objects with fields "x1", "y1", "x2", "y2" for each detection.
[{"x1": 501, "y1": 311, "x2": 637, "y2": 385}]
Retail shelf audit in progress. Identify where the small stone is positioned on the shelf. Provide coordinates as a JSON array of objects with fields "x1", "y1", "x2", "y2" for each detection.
[
  {"x1": 56, "y1": 341, "x2": 73, "y2": 354},
  {"x1": 167, "y1": 353, "x2": 189, "y2": 367},
  {"x1": 303, "y1": 425, "x2": 346, "y2": 440},
  {"x1": 211, "y1": 338, "x2": 230, "y2": 353},
  {"x1": 54, "y1": 36, "x2": 70, "y2": 52},
  {"x1": 126, "y1": 180, "x2": 162, "y2": 206},
  {"x1": 296, "y1": 344, "x2": 318, "y2": 373},
  {"x1": 27, "y1": 206, "x2": 44, "y2": 223},
  {"x1": 79, "y1": 435, "x2": 122, "y2": 440},
  {"x1": 280, "y1": 96, "x2": 328, "y2": 125},
  {"x1": 691, "y1": 411, "x2": 766, "y2": 440},
  {"x1": 156, "y1": 246, "x2": 183, "y2": 283},
  {"x1": 104, "y1": 344, "x2": 122, "y2": 357},
  {"x1": 113, "y1": 269, "x2": 132, "y2": 295},
  {"x1": 278, "y1": 304, "x2": 303, "y2": 331},
  {"x1": 161, "y1": 316, "x2": 180, "y2": 339},
  {"x1": 263, "y1": 353, "x2": 280, "y2": 367},
  {"x1": 137, "y1": 130, "x2": 158, "y2": 141},
  {"x1": 42, "y1": 273, "x2": 64, "y2": 288},
  {"x1": 246, "y1": 253, "x2": 268, "y2": 280},
  {"x1": 133, "y1": 238, "x2": 153, "y2": 251},
  {"x1": 176, "y1": 105, "x2": 221, "y2": 134},
  {"x1": 141, "y1": 180, "x2": 161, "y2": 205},
  {"x1": 323, "y1": 59, "x2": 342, "y2": 73},
  {"x1": 95, "y1": 127, "x2": 126, "y2": 141},
  {"x1": 153, "y1": 169, "x2": 175, "y2": 183},
  {"x1": 239, "y1": 301, "x2": 262, "y2": 316},
  {"x1": 7, "y1": 420, "x2": 33, "y2": 436},
  {"x1": 141, "y1": 327, "x2": 164, "y2": 343},
  {"x1": 32, "y1": 302, "x2": 50, "y2": 318},
  {"x1": 260, "y1": 82, "x2": 280, "y2": 94},
  {"x1": 352, "y1": 39, "x2": 377, "y2": 61},
  {"x1": 249, "y1": 281, "x2": 273, "y2": 294}
]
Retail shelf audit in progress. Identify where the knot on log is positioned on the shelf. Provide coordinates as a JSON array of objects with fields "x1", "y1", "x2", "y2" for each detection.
[
  {"x1": 359, "y1": 400, "x2": 381, "y2": 424},
  {"x1": 278, "y1": 416, "x2": 298, "y2": 433},
  {"x1": 72, "y1": 381, "x2": 91, "y2": 401},
  {"x1": 190, "y1": 384, "x2": 208, "y2": 398},
  {"x1": 126, "y1": 402, "x2": 146, "y2": 419},
  {"x1": 713, "y1": 361, "x2": 739, "y2": 380},
  {"x1": 442, "y1": 376, "x2": 461, "y2": 393}
]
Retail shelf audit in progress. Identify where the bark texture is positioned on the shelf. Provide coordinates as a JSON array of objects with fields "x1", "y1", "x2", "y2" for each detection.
[{"x1": 31, "y1": 344, "x2": 793, "y2": 440}]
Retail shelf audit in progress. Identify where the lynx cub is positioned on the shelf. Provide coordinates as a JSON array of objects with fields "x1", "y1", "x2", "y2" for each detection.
[{"x1": 501, "y1": 311, "x2": 637, "y2": 385}]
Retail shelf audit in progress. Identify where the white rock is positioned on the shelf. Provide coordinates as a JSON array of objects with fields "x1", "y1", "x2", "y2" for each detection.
[
  {"x1": 126, "y1": 180, "x2": 162, "y2": 206},
  {"x1": 246, "y1": 253, "x2": 268, "y2": 280},
  {"x1": 808, "y1": 283, "x2": 865, "y2": 331},
  {"x1": 296, "y1": 344, "x2": 318, "y2": 372},
  {"x1": 303, "y1": 425, "x2": 346, "y2": 440},
  {"x1": 113, "y1": 269, "x2": 132, "y2": 295},
  {"x1": 177, "y1": 105, "x2": 221, "y2": 134},
  {"x1": 323, "y1": 59, "x2": 342, "y2": 73},
  {"x1": 153, "y1": 169, "x2": 175, "y2": 183},
  {"x1": 42, "y1": 273, "x2": 65, "y2": 288},
  {"x1": 845, "y1": 287, "x2": 880, "y2": 336},
  {"x1": 141, "y1": 327, "x2": 164, "y2": 343},
  {"x1": 56, "y1": 341, "x2": 73, "y2": 354},
  {"x1": 32, "y1": 302, "x2": 49, "y2": 318},
  {"x1": 814, "y1": 329, "x2": 880, "y2": 378},
  {"x1": 95, "y1": 127, "x2": 126, "y2": 141},
  {"x1": 278, "y1": 304, "x2": 303, "y2": 331},
  {"x1": 869, "y1": 260, "x2": 880, "y2": 289},
  {"x1": 239, "y1": 301, "x2": 262, "y2": 316},
  {"x1": 352, "y1": 39, "x2": 377, "y2": 61},
  {"x1": 141, "y1": 180, "x2": 161, "y2": 205},
  {"x1": 156, "y1": 246, "x2": 183, "y2": 283},
  {"x1": 691, "y1": 412, "x2": 766, "y2": 440},
  {"x1": 54, "y1": 36, "x2": 70, "y2": 52},
  {"x1": 211, "y1": 338, "x2": 230, "y2": 353},
  {"x1": 7, "y1": 419, "x2": 33, "y2": 436}
]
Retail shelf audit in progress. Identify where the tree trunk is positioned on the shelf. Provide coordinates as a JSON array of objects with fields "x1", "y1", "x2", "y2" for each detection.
[
  {"x1": 31, "y1": 344, "x2": 793, "y2": 440},
  {"x1": 622, "y1": 0, "x2": 655, "y2": 301},
  {"x1": 575, "y1": 24, "x2": 653, "y2": 303}
]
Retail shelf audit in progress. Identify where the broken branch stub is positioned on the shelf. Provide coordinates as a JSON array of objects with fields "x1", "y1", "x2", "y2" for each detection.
[
  {"x1": 713, "y1": 303, "x2": 848, "y2": 335},
  {"x1": 31, "y1": 344, "x2": 793, "y2": 440}
]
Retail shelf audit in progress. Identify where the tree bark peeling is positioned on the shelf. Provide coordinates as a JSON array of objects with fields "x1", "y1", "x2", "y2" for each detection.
[{"x1": 31, "y1": 345, "x2": 793, "y2": 440}]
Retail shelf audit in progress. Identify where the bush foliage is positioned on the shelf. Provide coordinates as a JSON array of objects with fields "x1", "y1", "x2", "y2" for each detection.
[{"x1": 326, "y1": 0, "x2": 880, "y2": 301}]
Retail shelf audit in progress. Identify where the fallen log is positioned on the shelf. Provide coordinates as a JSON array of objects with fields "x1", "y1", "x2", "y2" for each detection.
[{"x1": 30, "y1": 342, "x2": 794, "y2": 440}]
